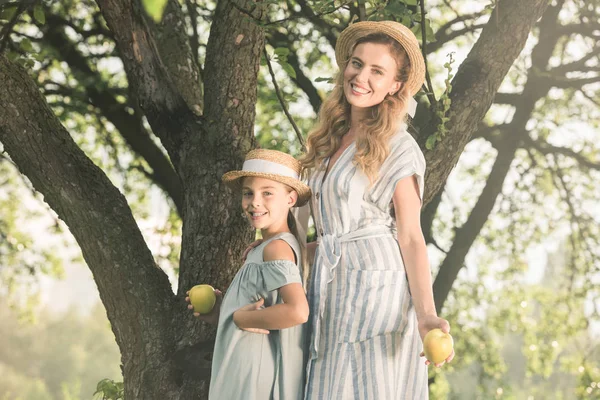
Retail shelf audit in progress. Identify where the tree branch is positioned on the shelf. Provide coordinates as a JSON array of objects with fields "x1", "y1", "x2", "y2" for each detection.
[
  {"x1": 95, "y1": 0, "x2": 202, "y2": 167},
  {"x1": 418, "y1": 0, "x2": 551, "y2": 206},
  {"x1": 295, "y1": 0, "x2": 340, "y2": 48},
  {"x1": 433, "y1": 141, "x2": 518, "y2": 312},
  {"x1": 0, "y1": 54, "x2": 178, "y2": 396},
  {"x1": 431, "y1": 1, "x2": 566, "y2": 310},
  {"x1": 0, "y1": 0, "x2": 28, "y2": 53},
  {"x1": 267, "y1": 29, "x2": 322, "y2": 114},
  {"x1": 419, "y1": 0, "x2": 436, "y2": 105},
  {"x1": 263, "y1": 47, "x2": 305, "y2": 151},
  {"x1": 525, "y1": 135, "x2": 600, "y2": 171},
  {"x1": 493, "y1": 91, "x2": 520, "y2": 105},
  {"x1": 42, "y1": 15, "x2": 184, "y2": 215},
  {"x1": 549, "y1": 46, "x2": 600, "y2": 75}
]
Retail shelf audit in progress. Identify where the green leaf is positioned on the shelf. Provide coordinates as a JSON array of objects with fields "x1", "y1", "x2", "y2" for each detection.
[
  {"x1": 410, "y1": 23, "x2": 421, "y2": 37},
  {"x1": 0, "y1": 5, "x2": 17, "y2": 21},
  {"x1": 384, "y1": 1, "x2": 407, "y2": 15},
  {"x1": 315, "y1": 77, "x2": 333, "y2": 83},
  {"x1": 33, "y1": 4, "x2": 45, "y2": 25},
  {"x1": 274, "y1": 47, "x2": 290, "y2": 57},
  {"x1": 279, "y1": 61, "x2": 296, "y2": 79},
  {"x1": 403, "y1": 0, "x2": 418, "y2": 6},
  {"x1": 142, "y1": 0, "x2": 168, "y2": 23},
  {"x1": 425, "y1": 135, "x2": 437, "y2": 150},
  {"x1": 20, "y1": 38, "x2": 34, "y2": 53}
]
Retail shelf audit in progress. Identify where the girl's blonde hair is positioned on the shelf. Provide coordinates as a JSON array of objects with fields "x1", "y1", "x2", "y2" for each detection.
[{"x1": 300, "y1": 33, "x2": 413, "y2": 182}]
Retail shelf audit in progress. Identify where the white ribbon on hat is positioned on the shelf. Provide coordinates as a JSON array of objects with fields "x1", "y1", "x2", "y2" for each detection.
[
  {"x1": 242, "y1": 159, "x2": 300, "y2": 179},
  {"x1": 407, "y1": 96, "x2": 418, "y2": 118}
]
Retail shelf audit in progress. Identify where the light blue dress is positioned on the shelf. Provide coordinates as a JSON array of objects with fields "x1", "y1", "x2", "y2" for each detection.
[
  {"x1": 209, "y1": 232, "x2": 307, "y2": 400},
  {"x1": 305, "y1": 129, "x2": 429, "y2": 399}
]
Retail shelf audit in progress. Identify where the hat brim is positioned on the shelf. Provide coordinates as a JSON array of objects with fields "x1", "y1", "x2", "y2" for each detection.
[
  {"x1": 335, "y1": 21, "x2": 426, "y2": 97},
  {"x1": 222, "y1": 171, "x2": 311, "y2": 207}
]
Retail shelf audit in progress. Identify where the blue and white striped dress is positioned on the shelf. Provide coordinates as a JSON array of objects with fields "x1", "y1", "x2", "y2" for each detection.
[{"x1": 305, "y1": 128, "x2": 428, "y2": 400}]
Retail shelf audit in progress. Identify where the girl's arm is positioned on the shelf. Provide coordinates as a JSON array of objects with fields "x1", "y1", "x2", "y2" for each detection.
[
  {"x1": 233, "y1": 240, "x2": 309, "y2": 331},
  {"x1": 392, "y1": 175, "x2": 454, "y2": 366}
]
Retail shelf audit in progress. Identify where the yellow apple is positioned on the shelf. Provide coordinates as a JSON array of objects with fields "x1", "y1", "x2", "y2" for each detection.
[
  {"x1": 423, "y1": 328, "x2": 453, "y2": 364},
  {"x1": 189, "y1": 284, "x2": 216, "y2": 314}
]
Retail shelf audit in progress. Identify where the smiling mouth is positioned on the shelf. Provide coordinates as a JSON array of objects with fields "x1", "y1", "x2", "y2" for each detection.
[
  {"x1": 350, "y1": 83, "x2": 370, "y2": 95},
  {"x1": 248, "y1": 211, "x2": 267, "y2": 219}
]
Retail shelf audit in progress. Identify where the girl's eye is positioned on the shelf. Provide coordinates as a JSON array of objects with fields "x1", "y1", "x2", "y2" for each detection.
[
  {"x1": 374, "y1": 69, "x2": 383, "y2": 75},
  {"x1": 243, "y1": 192, "x2": 252, "y2": 197},
  {"x1": 352, "y1": 60, "x2": 362, "y2": 68},
  {"x1": 264, "y1": 192, "x2": 273, "y2": 196}
]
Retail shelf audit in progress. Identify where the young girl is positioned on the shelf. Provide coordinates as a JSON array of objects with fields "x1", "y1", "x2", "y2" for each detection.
[{"x1": 186, "y1": 149, "x2": 310, "y2": 400}]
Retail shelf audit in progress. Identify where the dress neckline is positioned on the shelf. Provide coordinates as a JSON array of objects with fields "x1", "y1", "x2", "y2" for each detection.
[{"x1": 322, "y1": 140, "x2": 356, "y2": 182}]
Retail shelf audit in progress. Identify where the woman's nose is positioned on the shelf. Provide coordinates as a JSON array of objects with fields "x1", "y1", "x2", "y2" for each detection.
[{"x1": 356, "y1": 68, "x2": 369, "y2": 83}]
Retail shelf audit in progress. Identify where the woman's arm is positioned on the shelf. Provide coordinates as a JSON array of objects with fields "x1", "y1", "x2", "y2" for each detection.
[
  {"x1": 233, "y1": 240, "x2": 309, "y2": 331},
  {"x1": 392, "y1": 175, "x2": 454, "y2": 365}
]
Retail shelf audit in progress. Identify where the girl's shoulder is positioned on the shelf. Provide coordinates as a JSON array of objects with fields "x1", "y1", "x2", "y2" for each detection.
[
  {"x1": 250, "y1": 232, "x2": 300, "y2": 265},
  {"x1": 263, "y1": 237, "x2": 296, "y2": 263}
]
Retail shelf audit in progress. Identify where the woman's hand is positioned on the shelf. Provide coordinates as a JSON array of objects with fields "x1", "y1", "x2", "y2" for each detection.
[
  {"x1": 185, "y1": 289, "x2": 223, "y2": 325},
  {"x1": 232, "y1": 298, "x2": 270, "y2": 334},
  {"x1": 418, "y1": 314, "x2": 455, "y2": 367},
  {"x1": 242, "y1": 240, "x2": 263, "y2": 261}
]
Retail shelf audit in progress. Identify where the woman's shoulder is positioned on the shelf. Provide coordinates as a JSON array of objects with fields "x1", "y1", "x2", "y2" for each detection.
[{"x1": 387, "y1": 125, "x2": 425, "y2": 162}]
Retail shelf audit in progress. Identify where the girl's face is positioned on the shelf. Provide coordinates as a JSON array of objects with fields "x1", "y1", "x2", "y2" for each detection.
[
  {"x1": 241, "y1": 177, "x2": 297, "y2": 234},
  {"x1": 343, "y1": 42, "x2": 403, "y2": 112}
]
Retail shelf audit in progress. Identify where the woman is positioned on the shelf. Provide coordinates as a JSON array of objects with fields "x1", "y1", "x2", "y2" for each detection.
[{"x1": 300, "y1": 21, "x2": 454, "y2": 399}]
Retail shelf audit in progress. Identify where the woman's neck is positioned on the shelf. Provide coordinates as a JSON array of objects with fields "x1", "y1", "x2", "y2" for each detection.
[{"x1": 350, "y1": 106, "x2": 368, "y2": 128}]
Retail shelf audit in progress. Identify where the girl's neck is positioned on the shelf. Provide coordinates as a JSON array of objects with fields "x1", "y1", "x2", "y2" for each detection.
[{"x1": 260, "y1": 225, "x2": 291, "y2": 241}]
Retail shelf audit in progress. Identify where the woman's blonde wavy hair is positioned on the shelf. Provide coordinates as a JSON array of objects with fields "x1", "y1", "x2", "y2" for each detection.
[{"x1": 300, "y1": 33, "x2": 413, "y2": 183}]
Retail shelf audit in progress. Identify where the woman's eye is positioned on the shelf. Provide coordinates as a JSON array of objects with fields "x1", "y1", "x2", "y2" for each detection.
[
  {"x1": 243, "y1": 192, "x2": 252, "y2": 197},
  {"x1": 373, "y1": 69, "x2": 383, "y2": 75},
  {"x1": 352, "y1": 60, "x2": 362, "y2": 68},
  {"x1": 264, "y1": 192, "x2": 273, "y2": 196}
]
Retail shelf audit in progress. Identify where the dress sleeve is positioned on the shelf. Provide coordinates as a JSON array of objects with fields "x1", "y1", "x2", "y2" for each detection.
[
  {"x1": 260, "y1": 260, "x2": 302, "y2": 292},
  {"x1": 371, "y1": 133, "x2": 426, "y2": 208}
]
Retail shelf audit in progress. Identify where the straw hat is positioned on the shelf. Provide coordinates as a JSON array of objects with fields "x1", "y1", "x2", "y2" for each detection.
[
  {"x1": 222, "y1": 149, "x2": 311, "y2": 207},
  {"x1": 335, "y1": 21, "x2": 426, "y2": 97}
]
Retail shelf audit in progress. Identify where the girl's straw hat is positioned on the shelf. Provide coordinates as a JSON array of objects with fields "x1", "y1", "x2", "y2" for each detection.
[
  {"x1": 335, "y1": 21, "x2": 426, "y2": 97},
  {"x1": 222, "y1": 149, "x2": 311, "y2": 207}
]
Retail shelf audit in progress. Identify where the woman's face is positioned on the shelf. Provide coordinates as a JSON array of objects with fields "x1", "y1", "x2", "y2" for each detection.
[{"x1": 343, "y1": 42, "x2": 403, "y2": 111}]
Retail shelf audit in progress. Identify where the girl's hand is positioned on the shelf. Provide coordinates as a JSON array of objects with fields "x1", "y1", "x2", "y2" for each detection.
[
  {"x1": 242, "y1": 240, "x2": 263, "y2": 261},
  {"x1": 185, "y1": 289, "x2": 223, "y2": 325},
  {"x1": 418, "y1": 314, "x2": 455, "y2": 367},
  {"x1": 233, "y1": 298, "x2": 270, "y2": 334}
]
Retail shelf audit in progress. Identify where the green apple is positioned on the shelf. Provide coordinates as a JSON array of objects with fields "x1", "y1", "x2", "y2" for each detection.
[
  {"x1": 423, "y1": 328, "x2": 453, "y2": 364},
  {"x1": 189, "y1": 284, "x2": 216, "y2": 314}
]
